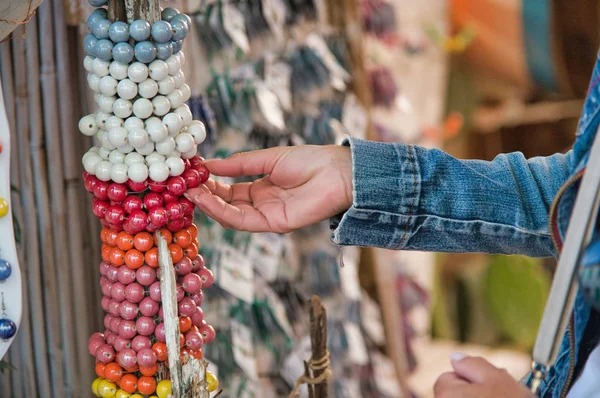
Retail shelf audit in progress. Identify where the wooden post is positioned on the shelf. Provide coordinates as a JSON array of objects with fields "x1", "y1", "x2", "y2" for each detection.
[
  {"x1": 108, "y1": 0, "x2": 160, "y2": 23},
  {"x1": 309, "y1": 296, "x2": 328, "y2": 398}
]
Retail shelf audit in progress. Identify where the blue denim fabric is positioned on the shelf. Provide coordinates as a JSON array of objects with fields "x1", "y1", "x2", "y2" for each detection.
[{"x1": 331, "y1": 51, "x2": 600, "y2": 397}]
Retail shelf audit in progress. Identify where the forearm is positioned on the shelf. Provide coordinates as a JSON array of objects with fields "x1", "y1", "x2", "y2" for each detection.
[{"x1": 330, "y1": 138, "x2": 574, "y2": 257}]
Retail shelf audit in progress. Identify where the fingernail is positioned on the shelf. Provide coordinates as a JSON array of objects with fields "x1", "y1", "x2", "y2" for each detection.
[
  {"x1": 183, "y1": 192, "x2": 191, "y2": 201},
  {"x1": 194, "y1": 195, "x2": 202, "y2": 203},
  {"x1": 450, "y1": 352, "x2": 469, "y2": 362}
]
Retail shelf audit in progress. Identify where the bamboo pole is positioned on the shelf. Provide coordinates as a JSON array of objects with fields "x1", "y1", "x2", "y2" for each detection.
[{"x1": 309, "y1": 296, "x2": 328, "y2": 398}]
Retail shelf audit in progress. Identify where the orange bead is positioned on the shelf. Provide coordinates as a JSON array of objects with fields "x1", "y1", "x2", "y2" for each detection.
[
  {"x1": 153, "y1": 229, "x2": 172, "y2": 246},
  {"x1": 100, "y1": 228, "x2": 109, "y2": 243},
  {"x1": 145, "y1": 248, "x2": 159, "y2": 268},
  {"x1": 124, "y1": 249, "x2": 144, "y2": 269},
  {"x1": 95, "y1": 362, "x2": 106, "y2": 378},
  {"x1": 173, "y1": 230, "x2": 192, "y2": 248},
  {"x1": 192, "y1": 238, "x2": 200, "y2": 249},
  {"x1": 179, "y1": 316, "x2": 192, "y2": 333},
  {"x1": 139, "y1": 363, "x2": 158, "y2": 377},
  {"x1": 192, "y1": 349, "x2": 204, "y2": 360},
  {"x1": 101, "y1": 244, "x2": 112, "y2": 263},
  {"x1": 133, "y1": 232, "x2": 154, "y2": 252},
  {"x1": 124, "y1": 364, "x2": 139, "y2": 373},
  {"x1": 188, "y1": 224, "x2": 198, "y2": 238},
  {"x1": 152, "y1": 342, "x2": 168, "y2": 362},
  {"x1": 169, "y1": 244, "x2": 183, "y2": 264},
  {"x1": 110, "y1": 247, "x2": 126, "y2": 266},
  {"x1": 119, "y1": 374, "x2": 138, "y2": 394},
  {"x1": 183, "y1": 243, "x2": 198, "y2": 260},
  {"x1": 106, "y1": 230, "x2": 119, "y2": 246},
  {"x1": 179, "y1": 333, "x2": 185, "y2": 347},
  {"x1": 104, "y1": 362, "x2": 124, "y2": 383},
  {"x1": 137, "y1": 376, "x2": 157, "y2": 395},
  {"x1": 116, "y1": 232, "x2": 134, "y2": 251}
]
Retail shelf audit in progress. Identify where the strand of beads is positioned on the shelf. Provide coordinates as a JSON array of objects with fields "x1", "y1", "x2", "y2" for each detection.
[{"x1": 80, "y1": 3, "x2": 218, "y2": 397}]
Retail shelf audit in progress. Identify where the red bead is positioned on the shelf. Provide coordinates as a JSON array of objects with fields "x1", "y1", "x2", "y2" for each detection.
[
  {"x1": 148, "y1": 179, "x2": 167, "y2": 193},
  {"x1": 119, "y1": 301, "x2": 139, "y2": 320},
  {"x1": 108, "y1": 183, "x2": 128, "y2": 202},
  {"x1": 108, "y1": 222, "x2": 124, "y2": 232},
  {"x1": 136, "y1": 316, "x2": 155, "y2": 336},
  {"x1": 143, "y1": 192, "x2": 164, "y2": 210},
  {"x1": 167, "y1": 218, "x2": 185, "y2": 232},
  {"x1": 128, "y1": 179, "x2": 148, "y2": 193},
  {"x1": 183, "y1": 159, "x2": 191, "y2": 170},
  {"x1": 199, "y1": 268, "x2": 214, "y2": 288},
  {"x1": 100, "y1": 218, "x2": 110, "y2": 228},
  {"x1": 148, "y1": 207, "x2": 168, "y2": 227},
  {"x1": 182, "y1": 215, "x2": 193, "y2": 229},
  {"x1": 190, "y1": 156, "x2": 203, "y2": 168},
  {"x1": 195, "y1": 165, "x2": 210, "y2": 183},
  {"x1": 84, "y1": 173, "x2": 99, "y2": 193},
  {"x1": 167, "y1": 176, "x2": 187, "y2": 196},
  {"x1": 131, "y1": 335, "x2": 152, "y2": 352},
  {"x1": 123, "y1": 196, "x2": 144, "y2": 214},
  {"x1": 166, "y1": 202, "x2": 183, "y2": 221},
  {"x1": 96, "y1": 344, "x2": 116, "y2": 363},
  {"x1": 146, "y1": 223, "x2": 159, "y2": 233},
  {"x1": 179, "y1": 197, "x2": 194, "y2": 215},
  {"x1": 128, "y1": 210, "x2": 150, "y2": 233},
  {"x1": 118, "y1": 321, "x2": 138, "y2": 340},
  {"x1": 93, "y1": 180, "x2": 110, "y2": 200},
  {"x1": 199, "y1": 323, "x2": 216, "y2": 344},
  {"x1": 161, "y1": 190, "x2": 178, "y2": 204},
  {"x1": 92, "y1": 198, "x2": 110, "y2": 218},
  {"x1": 117, "y1": 348, "x2": 137, "y2": 368},
  {"x1": 182, "y1": 169, "x2": 201, "y2": 189},
  {"x1": 124, "y1": 282, "x2": 145, "y2": 303},
  {"x1": 105, "y1": 205, "x2": 126, "y2": 225}
]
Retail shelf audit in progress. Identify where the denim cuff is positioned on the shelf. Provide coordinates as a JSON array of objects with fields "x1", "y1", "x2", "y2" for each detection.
[{"x1": 330, "y1": 137, "x2": 420, "y2": 249}]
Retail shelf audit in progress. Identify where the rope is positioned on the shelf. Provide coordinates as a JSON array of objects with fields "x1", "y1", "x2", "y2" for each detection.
[{"x1": 288, "y1": 350, "x2": 332, "y2": 398}]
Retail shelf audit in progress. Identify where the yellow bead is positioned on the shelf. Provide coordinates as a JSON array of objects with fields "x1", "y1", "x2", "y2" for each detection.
[
  {"x1": 130, "y1": 394, "x2": 144, "y2": 398},
  {"x1": 156, "y1": 379, "x2": 172, "y2": 398},
  {"x1": 0, "y1": 197, "x2": 8, "y2": 218},
  {"x1": 115, "y1": 390, "x2": 132, "y2": 398},
  {"x1": 92, "y1": 378, "x2": 103, "y2": 397},
  {"x1": 97, "y1": 379, "x2": 117, "y2": 398},
  {"x1": 206, "y1": 371, "x2": 219, "y2": 392}
]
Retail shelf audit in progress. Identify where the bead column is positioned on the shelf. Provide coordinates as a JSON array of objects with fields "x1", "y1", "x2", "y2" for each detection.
[{"x1": 80, "y1": 2, "x2": 218, "y2": 397}]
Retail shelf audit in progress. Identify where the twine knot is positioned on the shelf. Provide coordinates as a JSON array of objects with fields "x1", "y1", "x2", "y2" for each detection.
[{"x1": 288, "y1": 350, "x2": 332, "y2": 397}]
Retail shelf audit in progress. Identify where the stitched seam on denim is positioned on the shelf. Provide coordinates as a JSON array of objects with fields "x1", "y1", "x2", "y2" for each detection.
[
  {"x1": 396, "y1": 144, "x2": 417, "y2": 248},
  {"x1": 578, "y1": 99, "x2": 600, "y2": 136}
]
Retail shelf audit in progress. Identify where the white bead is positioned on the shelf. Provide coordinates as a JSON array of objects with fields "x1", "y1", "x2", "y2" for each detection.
[
  {"x1": 166, "y1": 55, "x2": 182, "y2": 75},
  {"x1": 92, "y1": 58, "x2": 110, "y2": 77},
  {"x1": 95, "y1": 161, "x2": 113, "y2": 181},
  {"x1": 113, "y1": 98, "x2": 133, "y2": 118},
  {"x1": 109, "y1": 150, "x2": 126, "y2": 164},
  {"x1": 151, "y1": 95, "x2": 171, "y2": 116},
  {"x1": 98, "y1": 95, "x2": 116, "y2": 114},
  {"x1": 105, "y1": 116, "x2": 124, "y2": 130},
  {"x1": 95, "y1": 111, "x2": 111, "y2": 129},
  {"x1": 172, "y1": 71, "x2": 185, "y2": 88},
  {"x1": 117, "y1": 79, "x2": 138, "y2": 100},
  {"x1": 99, "y1": 75, "x2": 118, "y2": 96},
  {"x1": 165, "y1": 156, "x2": 185, "y2": 176},
  {"x1": 84, "y1": 55, "x2": 95, "y2": 72},
  {"x1": 187, "y1": 121, "x2": 206, "y2": 145},
  {"x1": 179, "y1": 84, "x2": 191, "y2": 102},
  {"x1": 82, "y1": 148, "x2": 99, "y2": 161},
  {"x1": 175, "y1": 132, "x2": 195, "y2": 153},
  {"x1": 110, "y1": 163, "x2": 129, "y2": 183},
  {"x1": 88, "y1": 73, "x2": 101, "y2": 92},
  {"x1": 133, "y1": 98, "x2": 153, "y2": 119},
  {"x1": 155, "y1": 137, "x2": 176, "y2": 155},
  {"x1": 93, "y1": 93, "x2": 101, "y2": 103},
  {"x1": 128, "y1": 127, "x2": 150, "y2": 148},
  {"x1": 124, "y1": 116, "x2": 144, "y2": 131},
  {"x1": 83, "y1": 154, "x2": 103, "y2": 174},
  {"x1": 117, "y1": 143, "x2": 134, "y2": 154},
  {"x1": 162, "y1": 113, "x2": 183, "y2": 135},
  {"x1": 167, "y1": 89, "x2": 184, "y2": 109},
  {"x1": 145, "y1": 151, "x2": 165, "y2": 165},
  {"x1": 168, "y1": 150, "x2": 182, "y2": 158},
  {"x1": 124, "y1": 152, "x2": 145, "y2": 166},
  {"x1": 128, "y1": 62, "x2": 149, "y2": 83},
  {"x1": 149, "y1": 162, "x2": 170, "y2": 182},
  {"x1": 177, "y1": 51, "x2": 185, "y2": 67},
  {"x1": 128, "y1": 162, "x2": 149, "y2": 183},
  {"x1": 136, "y1": 141, "x2": 155, "y2": 156},
  {"x1": 108, "y1": 126, "x2": 129, "y2": 148},
  {"x1": 174, "y1": 105, "x2": 192, "y2": 126},
  {"x1": 148, "y1": 60, "x2": 169, "y2": 81},
  {"x1": 109, "y1": 61, "x2": 129, "y2": 80},
  {"x1": 89, "y1": 146, "x2": 100, "y2": 153},
  {"x1": 157, "y1": 76, "x2": 175, "y2": 95},
  {"x1": 145, "y1": 116, "x2": 162, "y2": 127},
  {"x1": 181, "y1": 147, "x2": 197, "y2": 159},
  {"x1": 138, "y1": 78, "x2": 159, "y2": 99},
  {"x1": 146, "y1": 121, "x2": 169, "y2": 142},
  {"x1": 79, "y1": 114, "x2": 98, "y2": 136},
  {"x1": 96, "y1": 129, "x2": 116, "y2": 150},
  {"x1": 98, "y1": 147, "x2": 111, "y2": 160}
]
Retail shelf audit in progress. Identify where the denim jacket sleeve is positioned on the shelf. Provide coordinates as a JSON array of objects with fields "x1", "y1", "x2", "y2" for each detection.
[{"x1": 330, "y1": 137, "x2": 575, "y2": 257}]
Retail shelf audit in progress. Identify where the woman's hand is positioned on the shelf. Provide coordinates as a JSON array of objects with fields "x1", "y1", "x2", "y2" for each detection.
[
  {"x1": 433, "y1": 354, "x2": 534, "y2": 398},
  {"x1": 186, "y1": 145, "x2": 353, "y2": 233}
]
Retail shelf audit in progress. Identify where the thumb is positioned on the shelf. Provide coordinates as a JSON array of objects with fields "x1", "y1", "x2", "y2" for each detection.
[{"x1": 450, "y1": 353, "x2": 502, "y2": 384}]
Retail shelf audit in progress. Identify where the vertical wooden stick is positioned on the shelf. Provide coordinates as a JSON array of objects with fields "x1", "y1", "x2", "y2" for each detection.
[
  {"x1": 304, "y1": 361, "x2": 315, "y2": 398},
  {"x1": 309, "y1": 296, "x2": 328, "y2": 398}
]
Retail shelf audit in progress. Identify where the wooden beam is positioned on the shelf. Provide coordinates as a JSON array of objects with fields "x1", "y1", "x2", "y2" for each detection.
[
  {"x1": 0, "y1": 0, "x2": 44, "y2": 42},
  {"x1": 108, "y1": 0, "x2": 160, "y2": 23}
]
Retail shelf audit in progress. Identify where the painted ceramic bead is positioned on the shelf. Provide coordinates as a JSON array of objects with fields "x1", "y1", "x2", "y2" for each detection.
[
  {"x1": 124, "y1": 116, "x2": 144, "y2": 131},
  {"x1": 113, "y1": 98, "x2": 133, "y2": 119},
  {"x1": 155, "y1": 42, "x2": 173, "y2": 60},
  {"x1": 110, "y1": 163, "x2": 129, "y2": 184},
  {"x1": 87, "y1": 73, "x2": 101, "y2": 92},
  {"x1": 172, "y1": 70, "x2": 185, "y2": 88},
  {"x1": 108, "y1": 150, "x2": 126, "y2": 164},
  {"x1": 87, "y1": 8, "x2": 108, "y2": 31},
  {"x1": 151, "y1": 20, "x2": 173, "y2": 43},
  {"x1": 155, "y1": 137, "x2": 176, "y2": 156},
  {"x1": 95, "y1": 161, "x2": 113, "y2": 181},
  {"x1": 165, "y1": 55, "x2": 181, "y2": 76},
  {"x1": 187, "y1": 121, "x2": 206, "y2": 145},
  {"x1": 117, "y1": 143, "x2": 134, "y2": 154},
  {"x1": 135, "y1": 41, "x2": 157, "y2": 64},
  {"x1": 93, "y1": 58, "x2": 111, "y2": 77},
  {"x1": 117, "y1": 347, "x2": 138, "y2": 368},
  {"x1": 83, "y1": 154, "x2": 103, "y2": 174},
  {"x1": 145, "y1": 152, "x2": 165, "y2": 166},
  {"x1": 97, "y1": 95, "x2": 115, "y2": 114},
  {"x1": 161, "y1": 7, "x2": 179, "y2": 22},
  {"x1": 165, "y1": 156, "x2": 185, "y2": 176},
  {"x1": 79, "y1": 114, "x2": 99, "y2": 136},
  {"x1": 137, "y1": 348, "x2": 157, "y2": 367},
  {"x1": 133, "y1": 98, "x2": 153, "y2": 119},
  {"x1": 157, "y1": 76, "x2": 175, "y2": 95},
  {"x1": 166, "y1": 89, "x2": 184, "y2": 109},
  {"x1": 105, "y1": 116, "x2": 124, "y2": 130},
  {"x1": 138, "y1": 78, "x2": 159, "y2": 99},
  {"x1": 127, "y1": 128, "x2": 149, "y2": 148},
  {"x1": 151, "y1": 96, "x2": 170, "y2": 117},
  {"x1": 148, "y1": 60, "x2": 169, "y2": 81},
  {"x1": 175, "y1": 132, "x2": 195, "y2": 153},
  {"x1": 93, "y1": 180, "x2": 110, "y2": 200},
  {"x1": 128, "y1": 162, "x2": 149, "y2": 183},
  {"x1": 129, "y1": 20, "x2": 151, "y2": 41},
  {"x1": 170, "y1": 15, "x2": 189, "y2": 41},
  {"x1": 108, "y1": 127, "x2": 128, "y2": 148},
  {"x1": 136, "y1": 141, "x2": 155, "y2": 156},
  {"x1": 108, "y1": 21, "x2": 129, "y2": 42},
  {"x1": 136, "y1": 266, "x2": 157, "y2": 286},
  {"x1": 95, "y1": 39, "x2": 114, "y2": 62},
  {"x1": 92, "y1": 18, "x2": 111, "y2": 39},
  {"x1": 0, "y1": 259, "x2": 12, "y2": 281},
  {"x1": 116, "y1": 79, "x2": 137, "y2": 100},
  {"x1": 83, "y1": 33, "x2": 98, "y2": 57},
  {"x1": 149, "y1": 162, "x2": 170, "y2": 182},
  {"x1": 109, "y1": 61, "x2": 129, "y2": 80},
  {"x1": 199, "y1": 323, "x2": 216, "y2": 344},
  {"x1": 127, "y1": 62, "x2": 149, "y2": 83},
  {"x1": 136, "y1": 316, "x2": 155, "y2": 336},
  {"x1": 99, "y1": 76, "x2": 118, "y2": 96},
  {"x1": 167, "y1": 176, "x2": 186, "y2": 196},
  {"x1": 107, "y1": 183, "x2": 128, "y2": 202},
  {"x1": 171, "y1": 40, "x2": 183, "y2": 54},
  {"x1": 131, "y1": 335, "x2": 152, "y2": 351},
  {"x1": 184, "y1": 330, "x2": 203, "y2": 350},
  {"x1": 113, "y1": 42, "x2": 134, "y2": 64},
  {"x1": 146, "y1": 120, "x2": 169, "y2": 143},
  {"x1": 162, "y1": 113, "x2": 182, "y2": 135},
  {"x1": 95, "y1": 112, "x2": 111, "y2": 130},
  {"x1": 124, "y1": 152, "x2": 144, "y2": 167}
]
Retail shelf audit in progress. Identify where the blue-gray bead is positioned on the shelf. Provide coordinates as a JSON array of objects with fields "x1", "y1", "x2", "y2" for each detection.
[
  {"x1": 171, "y1": 40, "x2": 183, "y2": 54},
  {"x1": 113, "y1": 42, "x2": 134, "y2": 63},
  {"x1": 86, "y1": 8, "x2": 108, "y2": 31},
  {"x1": 135, "y1": 41, "x2": 157, "y2": 63},
  {"x1": 156, "y1": 42, "x2": 174, "y2": 60},
  {"x1": 87, "y1": 0, "x2": 108, "y2": 6},
  {"x1": 95, "y1": 39, "x2": 114, "y2": 61},
  {"x1": 92, "y1": 18, "x2": 111, "y2": 40},
  {"x1": 109, "y1": 21, "x2": 130, "y2": 43},
  {"x1": 0, "y1": 259, "x2": 12, "y2": 282},
  {"x1": 83, "y1": 33, "x2": 99, "y2": 57},
  {"x1": 172, "y1": 13, "x2": 191, "y2": 29},
  {"x1": 151, "y1": 20, "x2": 173, "y2": 43},
  {"x1": 161, "y1": 7, "x2": 180, "y2": 22},
  {"x1": 171, "y1": 17, "x2": 189, "y2": 41},
  {"x1": 129, "y1": 20, "x2": 151, "y2": 42}
]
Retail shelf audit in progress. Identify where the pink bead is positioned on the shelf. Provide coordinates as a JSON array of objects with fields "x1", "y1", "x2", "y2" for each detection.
[
  {"x1": 117, "y1": 348, "x2": 138, "y2": 368},
  {"x1": 161, "y1": 190, "x2": 178, "y2": 204},
  {"x1": 104, "y1": 314, "x2": 114, "y2": 329},
  {"x1": 179, "y1": 196, "x2": 195, "y2": 215},
  {"x1": 107, "y1": 183, "x2": 128, "y2": 202},
  {"x1": 125, "y1": 282, "x2": 145, "y2": 303},
  {"x1": 92, "y1": 198, "x2": 110, "y2": 218},
  {"x1": 136, "y1": 265, "x2": 157, "y2": 286},
  {"x1": 176, "y1": 284, "x2": 185, "y2": 302},
  {"x1": 106, "y1": 264, "x2": 119, "y2": 282},
  {"x1": 166, "y1": 202, "x2": 183, "y2": 220},
  {"x1": 106, "y1": 205, "x2": 126, "y2": 225},
  {"x1": 191, "y1": 307, "x2": 204, "y2": 327},
  {"x1": 131, "y1": 335, "x2": 152, "y2": 352},
  {"x1": 123, "y1": 196, "x2": 144, "y2": 214},
  {"x1": 182, "y1": 273, "x2": 202, "y2": 294},
  {"x1": 90, "y1": 332, "x2": 105, "y2": 342},
  {"x1": 101, "y1": 296, "x2": 111, "y2": 312},
  {"x1": 182, "y1": 169, "x2": 200, "y2": 189},
  {"x1": 118, "y1": 320, "x2": 137, "y2": 339},
  {"x1": 182, "y1": 215, "x2": 193, "y2": 229},
  {"x1": 118, "y1": 267, "x2": 137, "y2": 284},
  {"x1": 167, "y1": 176, "x2": 187, "y2": 196},
  {"x1": 157, "y1": 307, "x2": 164, "y2": 320},
  {"x1": 185, "y1": 330, "x2": 203, "y2": 350},
  {"x1": 139, "y1": 297, "x2": 160, "y2": 317},
  {"x1": 191, "y1": 290, "x2": 204, "y2": 306},
  {"x1": 99, "y1": 261, "x2": 110, "y2": 275},
  {"x1": 108, "y1": 222, "x2": 124, "y2": 232},
  {"x1": 178, "y1": 297, "x2": 196, "y2": 317},
  {"x1": 101, "y1": 279, "x2": 113, "y2": 296},
  {"x1": 154, "y1": 323, "x2": 166, "y2": 342},
  {"x1": 136, "y1": 316, "x2": 156, "y2": 336},
  {"x1": 199, "y1": 323, "x2": 216, "y2": 344},
  {"x1": 127, "y1": 179, "x2": 148, "y2": 193},
  {"x1": 119, "y1": 301, "x2": 139, "y2": 320},
  {"x1": 149, "y1": 282, "x2": 161, "y2": 301},
  {"x1": 191, "y1": 255, "x2": 205, "y2": 272},
  {"x1": 167, "y1": 218, "x2": 185, "y2": 232},
  {"x1": 137, "y1": 347, "x2": 157, "y2": 367},
  {"x1": 114, "y1": 336, "x2": 132, "y2": 352},
  {"x1": 148, "y1": 179, "x2": 166, "y2": 193},
  {"x1": 111, "y1": 282, "x2": 127, "y2": 302},
  {"x1": 93, "y1": 180, "x2": 110, "y2": 201},
  {"x1": 109, "y1": 299, "x2": 121, "y2": 316},
  {"x1": 143, "y1": 192, "x2": 164, "y2": 210},
  {"x1": 89, "y1": 337, "x2": 105, "y2": 356},
  {"x1": 96, "y1": 344, "x2": 116, "y2": 363},
  {"x1": 105, "y1": 331, "x2": 117, "y2": 346},
  {"x1": 175, "y1": 257, "x2": 192, "y2": 276},
  {"x1": 110, "y1": 316, "x2": 122, "y2": 333},
  {"x1": 199, "y1": 268, "x2": 214, "y2": 288}
]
